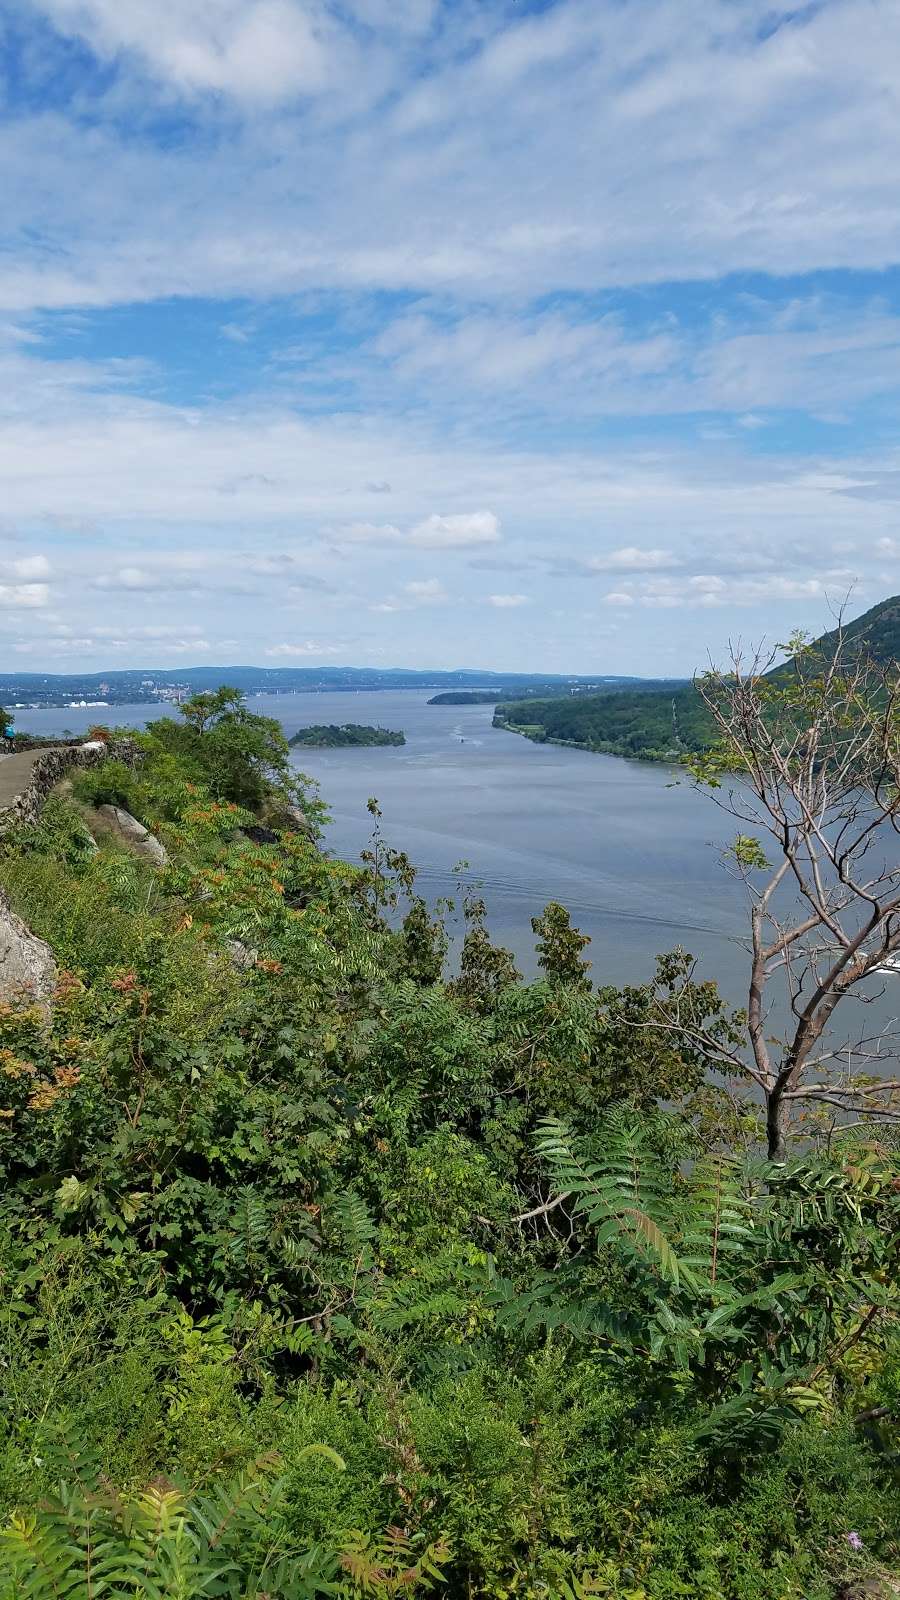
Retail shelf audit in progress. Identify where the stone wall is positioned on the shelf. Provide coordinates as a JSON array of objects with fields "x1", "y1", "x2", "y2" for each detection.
[{"x1": 0, "y1": 738, "x2": 139, "y2": 838}]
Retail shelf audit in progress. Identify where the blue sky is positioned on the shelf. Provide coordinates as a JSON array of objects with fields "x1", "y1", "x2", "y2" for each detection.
[{"x1": 3, "y1": 0, "x2": 900, "y2": 673}]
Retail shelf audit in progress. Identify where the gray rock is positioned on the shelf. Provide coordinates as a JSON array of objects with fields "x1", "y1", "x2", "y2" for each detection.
[
  {"x1": 0, "y1": 890, "x2": 58, "y2": 1014},
  {"x1": 840, "y1": 1581, "x2": 900, "y2": 1599},
  {"x1": 225, "y1": 938, "x2": 257, "y2": 970},
  {"x1": 270, "y1": 803, "x2": 316, "y2": 838},
  {"x1": 96, "y1": 805, "x2": 169, "y2": 867}
]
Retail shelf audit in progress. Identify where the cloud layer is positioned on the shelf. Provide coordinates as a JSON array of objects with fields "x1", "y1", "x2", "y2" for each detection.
[{"x1": 1, "y1": 0, "x2": 899, "y2": 670}]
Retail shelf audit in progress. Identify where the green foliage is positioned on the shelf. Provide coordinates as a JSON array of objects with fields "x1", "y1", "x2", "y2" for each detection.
[
  {"x1": 498, "y1": 1112, "x2": 900, "y2": 1460},
  {"x1": 532, "y1": 901, "x2": 592, "y2": 989},
  {"x1": 150, "y1": 685, "x2": 312, "y2": 812},
  {"x1": 0, "y1": 706, "x2": 896, "y2": 1598},
  {"x1": 71, "y1": 755, "x2": 138, "y2": 811},
  {"x1": 448, "y1": 888, "x2": 520, "y2": 1012},
  {"x1": 0, "y1": 1438, "x2": 346, "y2": 1599}
]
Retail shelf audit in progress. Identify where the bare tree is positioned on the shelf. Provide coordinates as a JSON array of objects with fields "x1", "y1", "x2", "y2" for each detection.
[{"x1": 671, "y1": 623, "x2": 900, "y2": 1158}]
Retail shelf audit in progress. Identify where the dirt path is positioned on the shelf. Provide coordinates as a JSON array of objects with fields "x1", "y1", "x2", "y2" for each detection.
[{"x1": 0, "y1": 749, "x2": 61, "y2": 811}]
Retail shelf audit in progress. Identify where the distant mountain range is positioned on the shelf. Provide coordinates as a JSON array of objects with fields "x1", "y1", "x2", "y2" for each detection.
[{"x1": 0, "y1": 665, "x2": 665, "y2": 710}]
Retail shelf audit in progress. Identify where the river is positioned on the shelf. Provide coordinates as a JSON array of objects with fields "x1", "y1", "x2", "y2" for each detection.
[{"x1": 13, "y1": 689, "x2": 749, "y2": 993}]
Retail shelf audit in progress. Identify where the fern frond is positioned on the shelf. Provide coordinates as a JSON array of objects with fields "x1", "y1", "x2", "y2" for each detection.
[
  {"x1": 678, "y1": 1154, "x2": 753, "y2": 1291},
  {"x1": 228, "y1": 1185, "x2": 270, "y2": 1267},
  {"x1": 535, "y1": 1114, "x2": 682, "y2": 1284}
]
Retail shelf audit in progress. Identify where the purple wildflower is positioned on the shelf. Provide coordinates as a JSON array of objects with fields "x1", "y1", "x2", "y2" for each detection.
[{"x1": 845, "y1": 1532, "x2": 864, "y2": 1552}]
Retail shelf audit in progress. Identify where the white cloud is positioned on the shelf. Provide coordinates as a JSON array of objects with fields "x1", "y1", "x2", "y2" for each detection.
[
  {"x1": 375, "y1": 310, "x2": 679, "y2": 393},
  {"x1": 34, "y1": 0, "x2": 336, "y2": 103},
  {"x1": 94, "y1": 622, "x2": 208, "y2": 640},
  {"x1": 0, "y1": 582, "x2": 50, "y2": 608},
  {"x1": 93, "y1": 566, "x2": 155, "y2": 590},
  {"x1": 611, "y1": 573, "x2": 841, "y2": 610},
  {"x1": 409, "y1": 512, "x2": 500, "y2": 549},
  {"x1": 604, "y1": 591, "x2": 635, "y2": 606},
  {"x1": 9, "y1": 0, "x2": 900, "y2": 314},
  {"x1": 404, "y1": 577, "x2": 447, "y2": 602},
  {"x1": 589, "y1": 547, "x2": 678, "y2": 572},
  {"x1": 265, "y1": 640, "x2": 342, "y2": 656},
  {"x1": 487, "y1": 592, "x2": 528, "y2": 608},
  {"x1": 0, "y1": 313, "x2": 894, "y2": 672},
  {"x1": 330, "y1": 521, "x2": 404, "y2": 545},
  {"x1": 330, "y1": 512, "x2": 500, "y2": 552},
  {"x1": 12, "y1": 554, "x2": 51, "y2": 578}
]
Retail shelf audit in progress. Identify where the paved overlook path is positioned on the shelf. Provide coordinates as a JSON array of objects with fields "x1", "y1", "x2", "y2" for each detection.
[{"x1": 0, "y1": 748, "x2": 62, "y2": 810}]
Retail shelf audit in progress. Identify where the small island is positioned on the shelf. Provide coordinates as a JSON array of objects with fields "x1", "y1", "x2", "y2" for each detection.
[
  {"x1": 289, "y1": 722, "x2": 405, "y2": 748},
  {"x1": 427, "y1": 690, "x2": 503, "y2": 705}
]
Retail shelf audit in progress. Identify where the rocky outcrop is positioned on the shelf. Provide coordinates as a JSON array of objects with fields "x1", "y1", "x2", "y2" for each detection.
[
  {"x1": 0, "y1": 889, "x2": 58, "y2": 1014},
  {"x1": 225, "y1": 938, "x2": 257, "y2": 970},
  {"x1": 839, "y1": 1580, "x2": 900, "y2": 1599},
  {"x1": 96, "y1": 805, "x2": 169, "y2": 867},
  {"x1": 267, "y1": 802, "x2": 317, "y2": 839}
]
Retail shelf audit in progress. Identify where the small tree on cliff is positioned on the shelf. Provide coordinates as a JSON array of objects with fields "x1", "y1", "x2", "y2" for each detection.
[
  {"x1": 152, "y1": 686, "x2": 298, "y2": 811},
  {"x1": 532, "y1": 900, "x2": 592, "y2": 989},
  {"x1": 671, "y1": 624, "x2": 900, "y2": 1159}
]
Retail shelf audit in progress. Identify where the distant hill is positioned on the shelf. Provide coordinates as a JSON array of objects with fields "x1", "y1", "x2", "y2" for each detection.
[{"x1": 496, "y1": 597, "x2": 900, "y2": 762}]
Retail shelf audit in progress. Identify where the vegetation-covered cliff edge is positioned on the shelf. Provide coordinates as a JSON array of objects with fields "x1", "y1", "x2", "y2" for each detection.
[{"x1": 0, "y1": 676, "x2": 897, "y2": 1598}]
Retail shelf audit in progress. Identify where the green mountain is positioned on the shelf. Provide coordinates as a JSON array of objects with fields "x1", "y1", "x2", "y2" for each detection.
[
  {"x1": 497, "y1": 596, "x2": 900, "y2": 762},
  {"x1": 797, "y1": 593, "x2": 900, "y2": 668}
]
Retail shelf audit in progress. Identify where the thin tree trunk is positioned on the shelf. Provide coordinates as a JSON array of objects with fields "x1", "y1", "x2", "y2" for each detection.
[{"x1": 766, "y1": 1088, "x2": 788, "y2": 1162}]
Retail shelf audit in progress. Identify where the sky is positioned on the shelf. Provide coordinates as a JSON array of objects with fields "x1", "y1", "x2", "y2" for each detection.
[{"x1": 3, "y1": 0, "x2": 900, "y2": 675}]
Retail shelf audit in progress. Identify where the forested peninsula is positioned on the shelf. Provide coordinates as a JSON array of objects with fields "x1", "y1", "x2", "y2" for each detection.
[
  {"x1": 0, "y1": 666, "x2": 897, "y2": 1598},
  {"x1": 289, "y1": 723, "x2": 405, "y2": 748}
]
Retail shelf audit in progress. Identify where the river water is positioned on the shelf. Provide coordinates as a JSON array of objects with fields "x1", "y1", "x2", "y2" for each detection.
[{"x1": 13, "y1": 689, "x2": 749, "y2": 993}]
